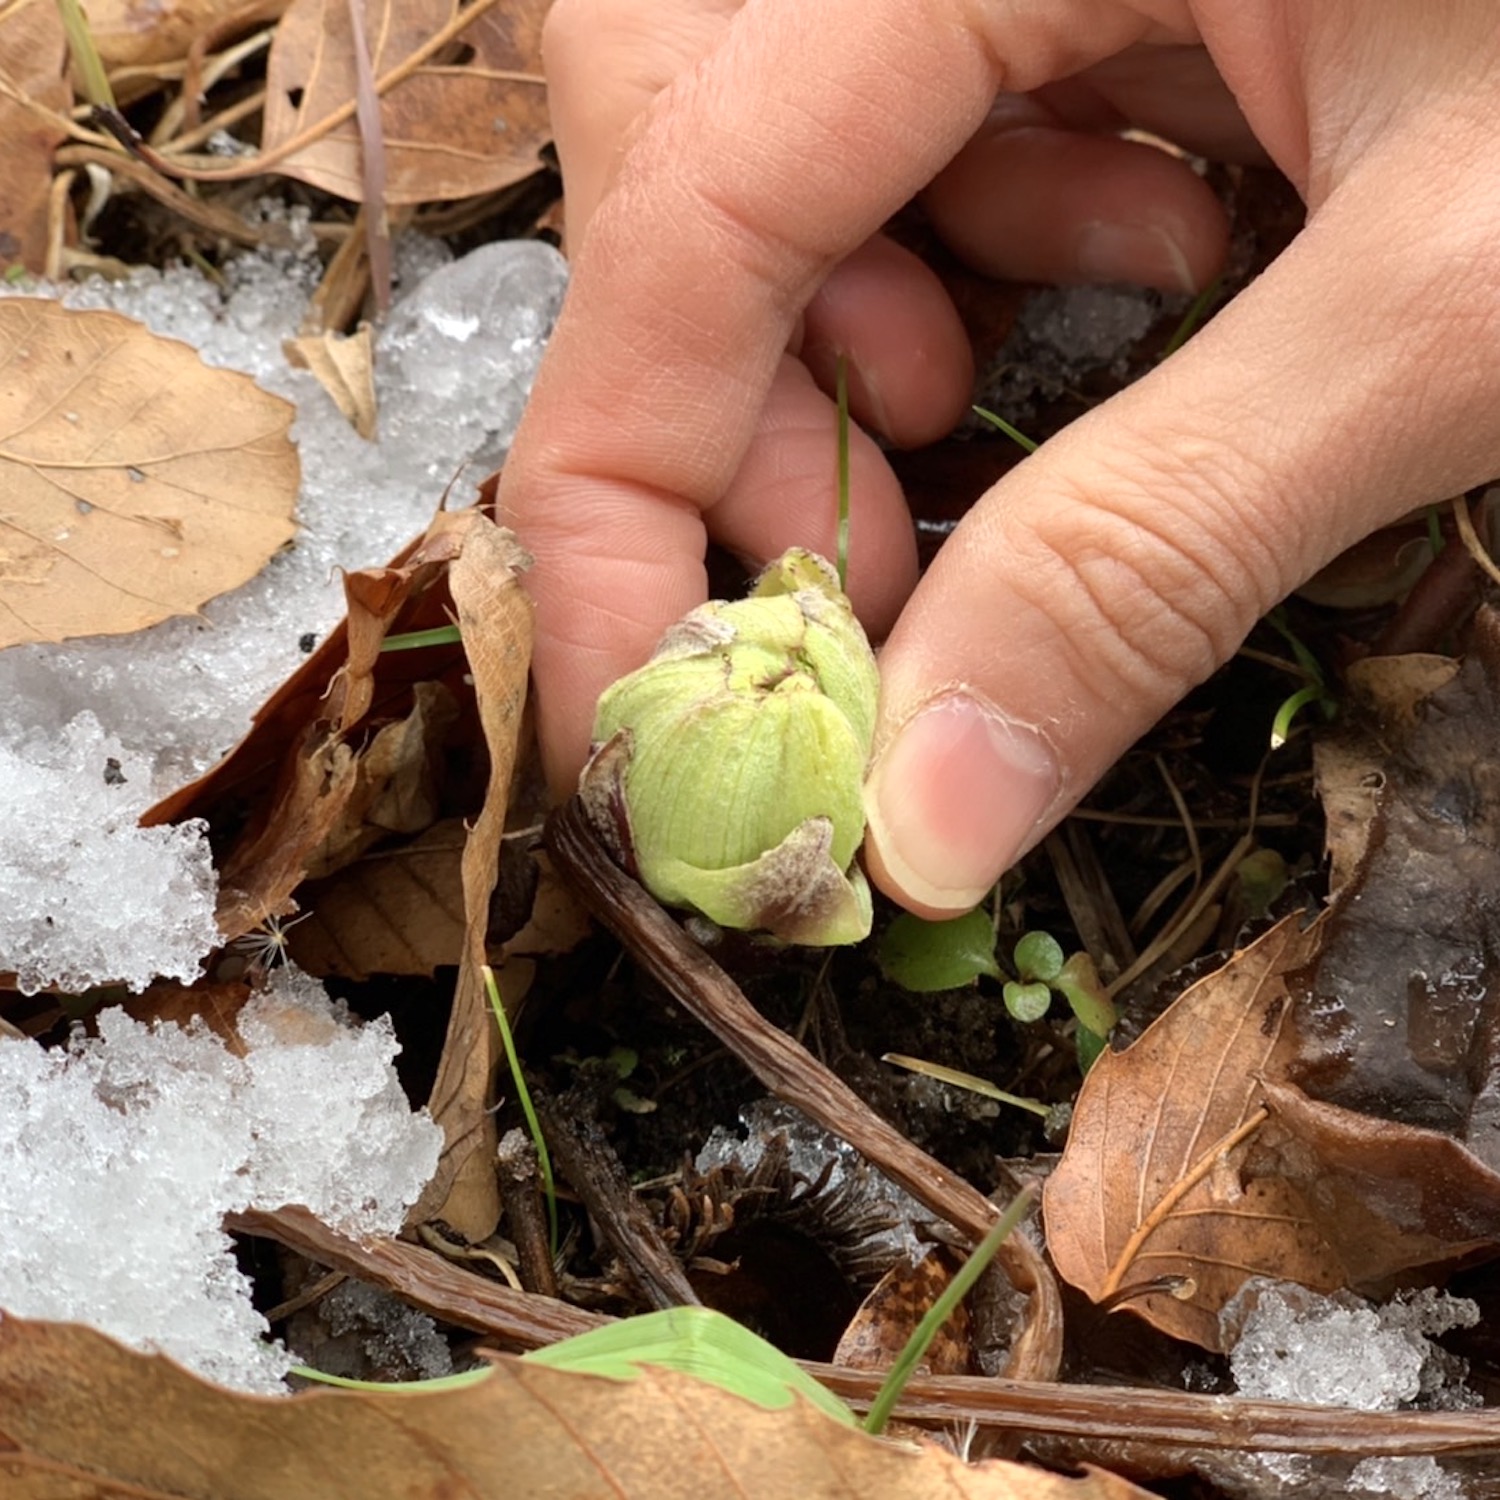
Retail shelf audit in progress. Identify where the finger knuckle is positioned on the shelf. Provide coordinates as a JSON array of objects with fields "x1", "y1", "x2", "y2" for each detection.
[{"x1": 1005, "y1": 445, "x2": 1288, "y2": 709}]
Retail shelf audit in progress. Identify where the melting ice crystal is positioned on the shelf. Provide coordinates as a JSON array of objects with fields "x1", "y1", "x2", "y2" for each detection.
[{"x1": 0, "y1": 973, "x2": 441, "y2": 1392}]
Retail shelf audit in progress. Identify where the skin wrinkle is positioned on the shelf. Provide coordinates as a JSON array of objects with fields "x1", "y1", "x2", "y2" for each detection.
[
  {"x1": 1004, "y1": 511, "x2": 1237, "y2": 714},
  {"x1": 655, "y1": 7, "x2": 996, "y2": 266},
  {"x1": 1102, "y1": 427, "x2": 1309, "y2": 610}
]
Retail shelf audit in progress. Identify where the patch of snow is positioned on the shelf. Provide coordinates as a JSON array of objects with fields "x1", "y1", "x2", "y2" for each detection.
[
  {"x1": 0, "y1": 973, "x2": 442, "y2": 1392},
  {"x1": 1217, "y1": 1280, "x2": 1479, "y2": 1500},
  {"x1": 0, "y1": 222, "x2": 567, "y2": 992}
]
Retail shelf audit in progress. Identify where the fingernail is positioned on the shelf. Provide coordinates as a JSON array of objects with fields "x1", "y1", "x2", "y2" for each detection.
[
  {"x1": 864, "y1": 691, "x2": 1060, "y2": 915},
  {"x1": 1075, "y1": 220, "x2": 1196, "y2": 295}
]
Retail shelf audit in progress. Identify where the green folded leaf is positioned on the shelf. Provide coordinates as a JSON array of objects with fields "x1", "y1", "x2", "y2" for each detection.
[
  {"x1": 521, "y1": 1306, "x2": 856, "y2": 1428},
  {"x1": 877, "y1": 909, "x2": 1001, "y2": 992}
]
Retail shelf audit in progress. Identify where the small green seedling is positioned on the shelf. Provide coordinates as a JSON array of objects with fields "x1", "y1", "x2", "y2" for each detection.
[
  {"x1": 878, "y1": 911, "x2": 1116, "y2": 1071},
  {"x1": 1007, "y1": 931, "x2": 1117, "y2": 1070},
  {"x1": 876, "y1": 908, "x2": 1002, "y2": 992},
  {"x1": 1263, "y1": 606, "x2": 1337, "y2": 750}
]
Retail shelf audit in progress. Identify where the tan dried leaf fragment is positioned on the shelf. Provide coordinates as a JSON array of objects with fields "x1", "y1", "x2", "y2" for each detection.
[
  {"x1": 1044, "y1": 916, "x2": 1345, "y2": 1352},
  {"x1": 260, "y1": 0, "x2": 551, "y2": 203},
  {"x1": 0, "y1": 4, "x2": 68, "y2": 274},
  {"x1": 0, "y1": 1314, "x2": 1159, "y2": 1500},
  {"x1": 0, "y1": 300, "x2": 298, "y2": 647}
]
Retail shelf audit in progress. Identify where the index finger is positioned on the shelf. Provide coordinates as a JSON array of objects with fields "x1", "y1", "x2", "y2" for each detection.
[{"x1": 499, "y1": 0, "x2": 1160, "y2": 789}]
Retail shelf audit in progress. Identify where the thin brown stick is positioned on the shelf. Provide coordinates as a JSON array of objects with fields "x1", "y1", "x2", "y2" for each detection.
[
  {"x1": 496, "y1": 1127, "x2": 558, "y2": 1299},
  {"x1": 230, "y1": 1205, "x2": 602, "y2": 1348},
  {"x1": 234, "y1": 1206, "x2": 1500, "y2": 1454},
  {"x1": 534, "y1": 1086, "x2": 700, "y2": 1312},
  {"x1": 344, "y1": 0, "x2": 392, "y2": 316},
  {"x1": 107, "y1": 0, "x2": 513, "y2": 184},
  {"x1": 810, "y1": 1365, "x2": 1500, "y2": 1457},
  {"x1": 545, "y1": 797, "x2": 1064, "y2": 1382}
]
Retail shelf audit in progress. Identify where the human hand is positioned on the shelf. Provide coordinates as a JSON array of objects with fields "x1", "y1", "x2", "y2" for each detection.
[{"x1": 499, "y1": 0, "x2": 1500, "y2": 917}]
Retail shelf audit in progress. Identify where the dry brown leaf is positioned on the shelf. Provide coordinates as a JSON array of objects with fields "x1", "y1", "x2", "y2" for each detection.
[
  {"x1": 288, "y1": 818, "x2": 469, "y2": 979},
  {"x1": 213, "y1": 726, "x2": 360, "y2": 941},
  {"x1": 418, "y1": 512, "x2": 532, "y2": 1238},
  {"x1": 1255, "y1": 1079, "x2": 1500, "y2": 1283},
  {"x1": 0, "y1": 1316, "x2": 1154, "y2": 1500},
  {"x1": 0, "y1": 300, "x2": 298, "y2": 648},
  {"x1": 1293, "y1": 609, "x2": 1500, "y2": 1171},
  {"x1": 260, "y1": 0, "x2": 551, "y2": 204},
  {"x1": 0, "y1": 3, "x2": 68, "y2": 274},
  {"x1": 504, "y1": 849, "x2": 591, "y2": 957},
  {"x1": 284, "y1": 325, "x2": 377, "y2": 438},
  {"x1": 303, "y1": 679, "x2": 457, "y2": 878},
  {"x1": 835, "y1": 1248, "x2": 971, "y2": 1376},
  {"x1": 85, "y1": 0, "x2": 285, "y2": 69},
  {"x1": 1044, "y1": 916, "x2": 1346, "y2": 1352},
  {"x1": 1314, "y1": 653, "x2": 1459, "y2": 895},
  {"x1": 142, "y1": 511, "x2": 477, "y2": 937}
]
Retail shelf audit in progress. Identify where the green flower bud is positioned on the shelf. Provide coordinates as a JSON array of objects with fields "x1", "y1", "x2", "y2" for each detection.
[{"x1": 579, "y1": 549, "x2": 877, "y2": 945}]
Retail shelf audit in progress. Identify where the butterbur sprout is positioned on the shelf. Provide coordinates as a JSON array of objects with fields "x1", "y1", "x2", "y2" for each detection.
[{"x1": 579, "y1": 549, "x2": 878, "y2": 945}]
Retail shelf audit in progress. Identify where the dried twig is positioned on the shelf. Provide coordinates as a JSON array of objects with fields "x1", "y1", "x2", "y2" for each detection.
[
  {"x1": 534, "y1": 1086, "x2": 700, "y2": 1312},
  {"x1": 544, "y1": 797, "x2": 1064, "y2": 1382}
]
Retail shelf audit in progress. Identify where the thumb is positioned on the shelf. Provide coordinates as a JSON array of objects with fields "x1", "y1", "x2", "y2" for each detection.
[{"x1": 863, "y1": 136, "x2": 1500, "y2": 917}]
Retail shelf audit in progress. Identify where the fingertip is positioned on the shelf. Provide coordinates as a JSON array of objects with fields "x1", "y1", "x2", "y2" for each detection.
[
  {"x1": 925, "y1": 126, "x2": 1229, "y2": 295},
  {"x1": 862, "y1": 688, "x2": 1063, "y2": 916},
  {"x1": 801, "y1": 236, "x2": 975, "y2": 449}
]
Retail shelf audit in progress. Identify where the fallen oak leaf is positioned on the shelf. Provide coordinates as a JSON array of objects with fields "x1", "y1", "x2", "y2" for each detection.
[
  {"x1": 0, "y1": 300, "x2": 297, "y2": 647},
  {"x1": 0, "y1": 1315, "x2": 1157, "y2": 1500},
  {"x1": 259, "y1": 0, "x2": 551, "y2": 204},
  {"x1": 0, "y1": 5, "x2": 68, "y2": 274},
  {"x1": 1044, "y1": 915, "x2": 1346, "y2": 1352}
]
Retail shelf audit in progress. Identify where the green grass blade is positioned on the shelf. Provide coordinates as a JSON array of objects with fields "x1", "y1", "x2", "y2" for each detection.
[
  {"x1": 862, "y1": 1184, "x2": 1038, "y2": 1435},
  {"x1": 1160, "y1": 276, "x2": 1222, "y2": 360},
  {"x1": 524, "y1": 1306, "x2": 857, "y2": 1427},
  {"x1": 380, "y1": 625, "x2": 463, "y2": 652},
  {"x1": 55, "y1": 0, "x2": 116, "y2": 110},
  {"x1": 1269, "y1": 683, "x2": 1325, "y2": 751},
  {"x1": 971, "y1": 405, "x2": 1038, "y2": 455},
  {"x1": 483, "y1": 964, "x2": 558, "y2": 1257},
  {"x1": 835, "y1": 356, "x2": 851, "y2": 590}
]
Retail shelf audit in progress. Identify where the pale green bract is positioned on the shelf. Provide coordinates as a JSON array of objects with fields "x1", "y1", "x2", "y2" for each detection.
[{"x1": 580, "y1": 549, "x2": 877, "y2": 945}]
